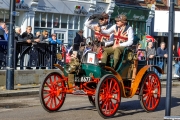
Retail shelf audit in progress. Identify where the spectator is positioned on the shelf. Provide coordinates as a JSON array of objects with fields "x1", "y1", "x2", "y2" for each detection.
[
  {"x1": 39, "y1": 30, "x2": 48, "y2": 41},
  {"x1": 156, "y1": 42, "x2": 168, "y2": 78},
  {"x1": 48, "y1": 33, "x2": 62, "y2": 68},
  {"x1": 146, "y1": 42, "x2": 156, "y2": 65},
  {"x1": 21, "y1": 26, "x2": 40, "y2": 69},
  {"x1": 137, "y1": 43, "x2": 144, "y2": 60},
  {"x1": 49, "y1": 33, "x2": 62, "y2": 44},
  {"x1": 173, "y1": 45, "x2": 180, "y2": 77},
  {"x1": 73, "y1": 29, "x2": 84, "y2": 51},
  {"x1": 36, "y1": 31, "x2": 41, "y2": 38},
  {"x1": 22, "y1": 26, "x2": 40, "y2": 43},
  {"x1": 15, "y1": 27, "x2": 24, "y2": 41},
  {"x1": 0, "y1": 22, "x2": 6, "y2": 40}
]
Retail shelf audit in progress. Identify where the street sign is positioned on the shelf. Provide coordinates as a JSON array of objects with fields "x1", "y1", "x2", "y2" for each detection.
[{"x1": 11, "y1": 11, "x2": 19, "y2": 16}]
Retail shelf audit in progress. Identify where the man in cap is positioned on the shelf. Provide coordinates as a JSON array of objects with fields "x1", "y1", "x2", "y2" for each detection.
[
  {"x1": 99, "y1": 14, "x2": 134, "y2": 69},
  {"x1": 84, "y1": 12, "x2": 113, "y2": 43}
]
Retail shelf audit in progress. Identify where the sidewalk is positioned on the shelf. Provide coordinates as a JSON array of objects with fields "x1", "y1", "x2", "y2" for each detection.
[
  {"x1": 0, "y1": 84, "x2": 40, "y2": 97},
  {"x1": 0, "y1": 80, "x2": 180, "y2": 97}
]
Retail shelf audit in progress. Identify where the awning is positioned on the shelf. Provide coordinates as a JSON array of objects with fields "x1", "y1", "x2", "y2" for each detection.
[{"x1": 111, "y1": 5, "x2": 150, "y2": 21}]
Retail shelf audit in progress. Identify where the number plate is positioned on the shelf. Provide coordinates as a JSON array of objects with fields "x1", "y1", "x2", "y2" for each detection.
[{"x1": 74, "y1": 77, "x2": 91, "y2": 82}]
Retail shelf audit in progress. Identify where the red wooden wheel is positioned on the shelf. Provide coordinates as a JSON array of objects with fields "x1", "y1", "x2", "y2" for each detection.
[
  {"x1": 140, "y1": 71, "x2": 161, "y2": 112},
  {"x1": 39, "y1": 72, "x2": 66, "y2": 112},
  {"x1": 95, "y1": 74, "x2": 121, "y2": 118}
]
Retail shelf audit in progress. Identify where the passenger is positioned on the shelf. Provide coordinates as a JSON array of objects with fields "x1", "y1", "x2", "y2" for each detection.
[
  {"x1": 84, "y1": 12, "x2": 113, "y2": 60},
  {"x1": 84, "y1": 12, "x2": 112, "y2": 43},
  {"x1": 99, "y1": 14, "x2": 134, "y2": 69}
]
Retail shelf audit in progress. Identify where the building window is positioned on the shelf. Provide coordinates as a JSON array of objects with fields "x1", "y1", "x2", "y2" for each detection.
[
  {"x1": 35, "y1": 12, "x2": 40, "y2": 27},
  {"x1": 80, "y1": 16, "x2": 85, "y2": 29},
  {"x1": 61, "y1": 14, "x2": 67, "y2": 28},
  {"x1": 41, "y1": 13, "x2": 46, "y2": 27},
  {"x1": 47, "y1": 14, "x2": 52, "y2": 27},
  {"x1": 68, "y1": 15, "x2": 74, "y2": 29},
  {"x1": 74, "y1": 16, "x2": 79, "y2": 29},
  {"x1": 53, "y1": 14, "x2": 60, "y2": 28}
]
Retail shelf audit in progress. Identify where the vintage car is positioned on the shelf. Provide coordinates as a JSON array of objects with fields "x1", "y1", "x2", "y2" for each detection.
[{"x1": 39, "y1": 42, "x2": 163, "y2": 118}]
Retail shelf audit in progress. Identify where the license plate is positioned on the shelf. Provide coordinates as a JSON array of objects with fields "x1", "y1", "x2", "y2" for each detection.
[{"x1": 74, "y1": 77, "x2": 91, "y2": 82}]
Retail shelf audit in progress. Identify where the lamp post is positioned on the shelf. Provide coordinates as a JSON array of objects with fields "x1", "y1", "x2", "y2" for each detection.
[
  {"x1": 165, "y1": 0, "x2": 174, "y2": 116},
  {"x1": 6, "y1": 0, "x2": 16, "y2": 90}
]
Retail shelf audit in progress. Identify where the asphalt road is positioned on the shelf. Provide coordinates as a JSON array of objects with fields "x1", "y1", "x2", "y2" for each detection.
[{"x1": 0, "y1": 87, "x2": 180, "y2": 120}]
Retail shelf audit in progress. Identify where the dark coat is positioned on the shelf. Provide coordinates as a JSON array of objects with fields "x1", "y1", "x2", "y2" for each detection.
[
  {"x1": 21, "y1": 31, "x2": 34, "y2": 41},
  {"x1": 15, "y1": 32, "x2": 24, "y2": 41},
  {"x1": 39, "y1": 35, "x2": 48, "y2": 41},
  {"x1": 73, "y1": 32, "x2": 84, "y2": 51}
]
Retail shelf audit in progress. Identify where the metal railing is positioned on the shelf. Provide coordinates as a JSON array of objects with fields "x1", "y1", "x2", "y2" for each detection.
[{"x1": 0, "y1": 41, "x2": 65, "y2": 70}]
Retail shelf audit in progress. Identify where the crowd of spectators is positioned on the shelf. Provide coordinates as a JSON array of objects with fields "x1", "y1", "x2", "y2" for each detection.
[{"x1": 137, "y1": 41, "x2": 180, "y2": 78}]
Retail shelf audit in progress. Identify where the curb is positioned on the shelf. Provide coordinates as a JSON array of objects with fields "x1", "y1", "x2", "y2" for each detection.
[{"x1": 0, "y1": 88, "x2": 39, "y2": 97}]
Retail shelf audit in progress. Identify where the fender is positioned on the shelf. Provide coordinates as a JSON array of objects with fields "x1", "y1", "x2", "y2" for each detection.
[
  {"x1": 130, "y1": 65, "x2": 164, "y2": 97},
  {"x1": 104, "y1": 66, "x2": 127, "y2": 97}
]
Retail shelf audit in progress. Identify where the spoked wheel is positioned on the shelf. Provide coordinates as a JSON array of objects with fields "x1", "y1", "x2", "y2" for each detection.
[
  {"x1": 88, "y1": 96, "x2": 95, "y2": 106},
  {"x1": 39, "y1": 72, "x2": 66, "y2": 112},
  {"x1": 140, "y1": 71, "x2": 161, "y2": 112},
  {"x1": 95, "y1": 74, "x2": 121, "y2": 118}
]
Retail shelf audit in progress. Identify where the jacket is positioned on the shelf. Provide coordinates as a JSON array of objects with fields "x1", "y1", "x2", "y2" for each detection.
[
  {"x1": 15, "y1": 32, "x2": 24, "y2": 41},
  {"x1": 73, "y1": 32, "x2": 84, "y2": 51},
  {"x1": 21, "y1": 31, "x2": 34, "y2": 41},
  {"x1": 146, "y1": 47, "x2": 156, "y2": 58},
  {"x1": 49, "y1": 38, "x2": 62, "y2": 44}
]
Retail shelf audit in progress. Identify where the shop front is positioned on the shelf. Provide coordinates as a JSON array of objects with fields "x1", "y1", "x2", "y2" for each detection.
[
  {"x1": 33, "y1": 0, "x2": 114, "y2": 45},
  {"x1": 0, "y1": 0, "x2": 115, "y2": 45},
  {"x1": 111, "y1": 5, "x2": 150, "y2": 48}
]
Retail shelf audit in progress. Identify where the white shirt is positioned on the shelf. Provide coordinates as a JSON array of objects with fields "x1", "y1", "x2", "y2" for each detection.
[
  {"x1": 101, "y1": 24, "x2": 134, "y2": 47},
  {"x1": 84, "y1": 19, "x2": 114, "y2": 42}
]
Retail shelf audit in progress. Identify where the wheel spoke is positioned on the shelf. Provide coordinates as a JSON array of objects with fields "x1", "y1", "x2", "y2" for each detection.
[
  {"x1": 109, "y1": 80, "x2": 113, "y2": 92},
  {"x1": 53, "y1": 96, "x2": 57, "y2": 107},
  {"x1": 50, "y1": 97, "x2": 53, "y2": 109},
  {"x1": 43, "y1": 93, "x2": 51, "y2": 99},
  {"x1": 45, "y1": 95, "x2": 52, "y2": 106},
  {"x1": 45, "y1": 82, "x2": 52, "y2": 89}
]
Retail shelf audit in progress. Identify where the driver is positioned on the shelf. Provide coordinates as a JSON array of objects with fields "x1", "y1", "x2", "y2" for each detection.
[{"x1": 99, "y1": 14, "x2": 134, "y2": 69}]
